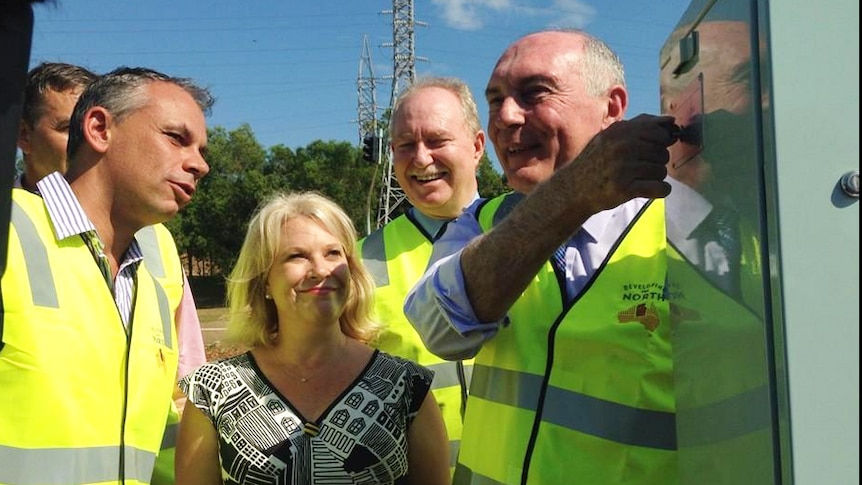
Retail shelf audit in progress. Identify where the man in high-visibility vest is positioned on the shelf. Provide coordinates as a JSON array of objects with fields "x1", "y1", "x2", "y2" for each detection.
[
  {"x1": 359, "y1": 76, "x2": 486, "y2": 471},
  {"x1": 405, "y1": 30, "x2": 680, "y2": 484},
  {"x1": 11, "y1": 61, "x2": 208, "y2": 485},
  {"x1": 0, "y1": 67, "x2": 213, "y2": 485}
]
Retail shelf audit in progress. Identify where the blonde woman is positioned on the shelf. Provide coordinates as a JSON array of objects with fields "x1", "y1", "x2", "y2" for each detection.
[{"x1": 177, "y1": 192, "x2": 450, "y2": 485}]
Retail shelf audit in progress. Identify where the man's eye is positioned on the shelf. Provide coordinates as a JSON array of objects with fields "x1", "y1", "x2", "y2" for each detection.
[{"x1": 521, "y1": 87, "x2": 548, "y2": 103}]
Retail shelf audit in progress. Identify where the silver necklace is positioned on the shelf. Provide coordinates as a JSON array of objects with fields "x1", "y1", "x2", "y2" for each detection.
[{"x1": 277, "y1": 362, "x2": 328, "y2": 383}]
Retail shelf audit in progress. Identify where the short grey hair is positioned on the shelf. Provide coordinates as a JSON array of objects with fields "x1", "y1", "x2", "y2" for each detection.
[
  {"x1": 67, "y1": 66, "x2": 214, "y2": 160},
  {"x1": 542, "y1": 28, "x2": 626, "y2": 97}
]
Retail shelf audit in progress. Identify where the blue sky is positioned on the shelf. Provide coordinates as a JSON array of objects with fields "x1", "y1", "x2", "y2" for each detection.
[{"x1": 28, "y1": 0, "x2": 691, "y2": 169}]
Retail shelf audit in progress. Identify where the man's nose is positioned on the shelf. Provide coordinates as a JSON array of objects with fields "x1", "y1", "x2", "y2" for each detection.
[
  {"x1": 495, "y1": 97, "x2": 525, "y2": 128},
  {"x1": 186, "y1": 149, "x2": 210, "y2": 179},
  {"x1": 412, "y1": 143, "x2": 434, "y2": 167}
]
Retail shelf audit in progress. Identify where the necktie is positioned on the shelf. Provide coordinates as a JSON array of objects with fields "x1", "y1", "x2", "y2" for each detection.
[
  {"x1": 551, "y1": 233, "x2": 589, "y2": 302},
  {"x1": 84, "y1": 231, "x2": 114, "y2": 291},
  {"x1": 552, "y1": 245, "x2": 567, "y2": 276}
]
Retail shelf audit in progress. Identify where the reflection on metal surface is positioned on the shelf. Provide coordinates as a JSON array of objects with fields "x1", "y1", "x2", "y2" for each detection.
[
  {"x1": 668, "y1": 74, "x2": 704, "y2": 169},
  {"x1": 661, "y1": 3, "x2": 778, "y2": 483}
]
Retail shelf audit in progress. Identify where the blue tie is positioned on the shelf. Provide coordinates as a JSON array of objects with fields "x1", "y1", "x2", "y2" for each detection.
[{"x1": 552, "y1": 245, "x2": 567, "y2": 275}]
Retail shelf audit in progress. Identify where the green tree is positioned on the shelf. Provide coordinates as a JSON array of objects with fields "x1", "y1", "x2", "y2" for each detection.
[{"x1": 477, "y1": 153, "x2": 508, "y2": 199}]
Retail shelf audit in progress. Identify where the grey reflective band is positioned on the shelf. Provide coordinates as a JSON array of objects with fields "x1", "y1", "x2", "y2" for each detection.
[
  {"x1": 0, "y1": 444, "x2": 156, "y2": 485},
  {"x1": 152, "y1": 278, "x2": 173, "y2": 350},
  {"x1": 453, "y1": 464, "x2": 507, "y2": 485},
  {"x1": 470, "y1": 364, "x2": 676, "y2": 450},
  {"x1": 360, "y1": 229, "x2": 389, "y2": 286},
  {"x1": 449, "y1": 439, "x2": 460, "y2": 467},
  {"x1": 469, "y1": 364, "x2": 543, "y2": 411},
  {"x1": 160, "y1": 421, "x2": 178, "y2": 450},
  {"x1": 135, "y1": 225, "x2": 165, "y2": 278},
  {"x1": 427, "y1": 361, "x2": 472, "y2": 390},
  {"x1": 675, "y1": 384, "x2": 771, "y2": 445},
  {"x1": 543, "y1": 384, "x2": 677, "y2": 450},
  {"x1": 135, "y1": 226, "x2": 174, "y2": 350},
  {"x1": 10, "y1": 201, "x2": 59, "y2": 308}
]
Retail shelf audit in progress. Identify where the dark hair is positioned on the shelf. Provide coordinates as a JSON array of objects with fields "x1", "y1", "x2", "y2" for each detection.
[
  {"x1": 22, "y1": 62, "x2": 98, "y2": 127},
  {"x1": 67, "y1": 67, "x2": 215, "y2": 159}
]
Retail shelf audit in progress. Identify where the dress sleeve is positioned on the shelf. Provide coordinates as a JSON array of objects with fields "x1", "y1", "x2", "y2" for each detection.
[
  {"x1": 401, "y1": 359, "x2": 434, "y2": 421},
  {"x1": 178, "y1": 362, "x2": 219, "y2": 423}
]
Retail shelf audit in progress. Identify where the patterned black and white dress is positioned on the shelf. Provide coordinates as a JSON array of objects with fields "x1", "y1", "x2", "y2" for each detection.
[{"x1": 180, "y1": 349, "x2": 433, "y2": 485}]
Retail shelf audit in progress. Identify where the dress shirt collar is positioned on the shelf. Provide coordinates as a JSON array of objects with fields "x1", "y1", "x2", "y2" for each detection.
[
  {"x1": 410, "y1": 193, "x2": 480, "y2": 240},
  {"x1": 36, "y1": 171, "x2": 97, "y2": 240},
  {"x1": 34, "y1": 171, "x2": 145, "y2": 262}
]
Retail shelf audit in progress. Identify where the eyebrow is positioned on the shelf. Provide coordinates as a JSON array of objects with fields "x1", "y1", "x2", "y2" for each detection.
[{"x1": 485, "y1": 74, "x2": 555, "y2": 99}]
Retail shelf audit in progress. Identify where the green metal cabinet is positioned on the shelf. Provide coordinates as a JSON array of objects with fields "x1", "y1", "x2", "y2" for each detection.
[{"x1": 661, "y1": 1, "x2": 858, "y2": 483}]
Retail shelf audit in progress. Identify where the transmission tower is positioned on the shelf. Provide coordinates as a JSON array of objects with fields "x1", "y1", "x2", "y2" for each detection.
[
  {"x1": 356, "y1": 35, "x2": 379, "y2": 145},
  {"x1": 356, "y1": 35, "x2": 382, "y2": 235},
  {"x1": 373, "y1": 0, "x2": 425, "y2": 229}
]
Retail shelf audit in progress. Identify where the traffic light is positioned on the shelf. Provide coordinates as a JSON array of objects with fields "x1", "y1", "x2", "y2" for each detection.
[{"x1": 361, "y1": 134, "x2": 380, "y2": 163}]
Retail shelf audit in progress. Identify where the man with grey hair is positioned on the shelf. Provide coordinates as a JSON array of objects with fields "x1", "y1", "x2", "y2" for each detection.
[
  {"x1": 405, "y1": 30, "x2": 679, "y2": 484},
  {"x1": 1, "y1": 66, "x2": 213, "y2": 485},
  {"x1": 359, "y1": 76, "x2": 486, "y2": 472}
]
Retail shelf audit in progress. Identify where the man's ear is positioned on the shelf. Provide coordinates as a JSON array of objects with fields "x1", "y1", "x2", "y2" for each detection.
[
  {"x1": 606, "y1": 85, "x2": 628, "y2": 123},
  {"x1": 82, "y1": 106, "x2": 111, "y2": 155},
  {"x1": 472, "y1": 130, "x2": 486, "y2": 166},
  {"x1": 16, "y1": 120, "x2": 31, "y2": 155}
]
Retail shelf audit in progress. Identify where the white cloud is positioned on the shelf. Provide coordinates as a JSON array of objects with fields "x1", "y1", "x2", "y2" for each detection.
[
  {"x1": 547, "y1": 0, "x2": 596, "y2": 28},
  {"x1": 430, "y1": 0, "x2": 594, "y2": 31}
]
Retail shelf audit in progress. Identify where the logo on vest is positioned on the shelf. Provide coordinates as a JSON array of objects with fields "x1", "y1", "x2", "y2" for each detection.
[
  {"x1": 151, "y1": 325, "x2": 166, "y2": 346},
  {"x1": 618, "y1": 303, "x2": 660, "y2": 331}
]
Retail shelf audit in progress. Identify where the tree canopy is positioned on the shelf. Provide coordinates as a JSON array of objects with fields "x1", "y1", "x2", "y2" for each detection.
[{"x1": 166, "y1": 123, "x2": 507, "y2": 277}]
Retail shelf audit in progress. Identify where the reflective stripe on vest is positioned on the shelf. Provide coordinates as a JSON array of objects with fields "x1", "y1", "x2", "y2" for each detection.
[
  {"x1": 9, "y1": 200, "x2": 58, "y2": 308},
  {"x1": 470, "y1": 364, "x2": 675, "y2": 449},
  {"x1": 151, "y1": 402, "x2": 181, "y2": 485},
  {"x1": 136, "y1": 224, "x2": 175, "y2": 350},
  {"x1": 0, "y1": 444, "x2": 156, "y2": 485},
  {"x1": 361, "y1": 226, "x2": 389, "y2": 286}
]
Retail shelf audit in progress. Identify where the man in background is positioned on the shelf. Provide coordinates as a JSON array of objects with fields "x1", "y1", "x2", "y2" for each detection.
[
  {"x1": 359, "y1": 76, "x2": 485, "y2": 470},
  {"x1": 16, "y1": 62, "x2": 97, "y2": 191}
]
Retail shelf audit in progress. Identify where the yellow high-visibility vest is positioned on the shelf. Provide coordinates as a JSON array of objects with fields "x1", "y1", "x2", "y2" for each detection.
[
  {"x1": 0, "y1": 190, "x2": 182, "y2": 485},
  {"x1": 455, "y1": 194, "x2": 677, "y2": 485},
  {"x1": 360, "y1": 213, "x2": 473, "y2": 470}
]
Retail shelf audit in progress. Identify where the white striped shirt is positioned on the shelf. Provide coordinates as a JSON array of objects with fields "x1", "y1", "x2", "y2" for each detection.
[{"x1": 35, "y1": 172, "x2": 143, "y2": 329}]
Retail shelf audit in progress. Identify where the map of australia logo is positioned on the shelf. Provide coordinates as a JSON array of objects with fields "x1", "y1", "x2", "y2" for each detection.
[{"x1": 618, "y1": 303, "x2": 660, "y2": 331}]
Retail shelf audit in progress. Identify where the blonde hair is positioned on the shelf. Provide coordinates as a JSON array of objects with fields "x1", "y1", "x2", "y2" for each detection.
[{"x1": 225, "y1": 191, "x2": 379, "y2": 347}]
